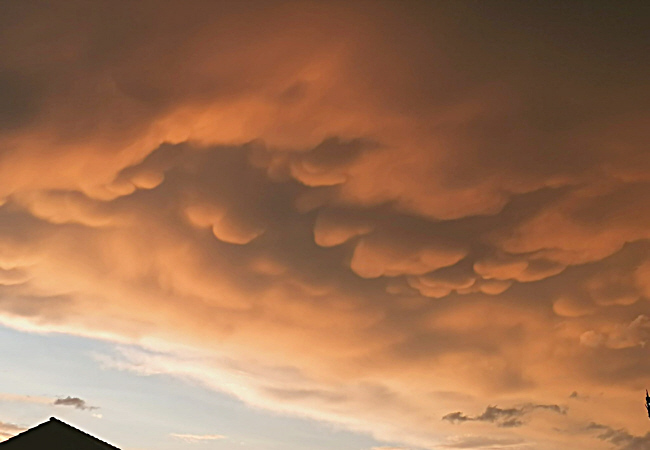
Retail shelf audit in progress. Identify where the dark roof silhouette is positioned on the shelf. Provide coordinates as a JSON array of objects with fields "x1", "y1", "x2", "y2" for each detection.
[{"x1": 0, "y1": 417, "x2": 119, "y2": 449}]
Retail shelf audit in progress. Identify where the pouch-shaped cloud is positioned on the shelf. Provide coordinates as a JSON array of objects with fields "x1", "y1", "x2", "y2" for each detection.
[
  {"x1": 0, "y1": 1, "x2": 649, "y2": 450},
  {"x1": 580, "y1": 315, "x2": 650, "y2": 349},
  {"x1": 351, "y1": 232, "x2": 468, "y2": 279}
]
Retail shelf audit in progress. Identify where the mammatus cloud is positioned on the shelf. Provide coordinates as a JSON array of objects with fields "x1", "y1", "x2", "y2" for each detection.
[
  {"x1": 443, "y1": 404, "x2": 566, "y2": 428},
  {"x1": 0, "y1": 1, "x2": 649, "y2": 450},
  {"x1": 580, "y1": 315, "x2": 650, "y2": 349},
  {"x1": 170, "y1": 433, "x2": 226, "y2": 443},
  {"x1": 0, "y1": 421, "x2": 26, "y2": 441},
  {"x1": 53, "y1": 396, "x2": 98, "y2": 411}
]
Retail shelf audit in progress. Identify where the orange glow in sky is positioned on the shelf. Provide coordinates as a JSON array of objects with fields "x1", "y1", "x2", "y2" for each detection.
[{"x1": 0, "y1": 2, "x2": 649, "y2": 449}]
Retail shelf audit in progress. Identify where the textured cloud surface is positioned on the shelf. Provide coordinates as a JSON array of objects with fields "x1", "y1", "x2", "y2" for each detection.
[{"x1": 1, "y1": 1, "x2": 649, "y2": 449}]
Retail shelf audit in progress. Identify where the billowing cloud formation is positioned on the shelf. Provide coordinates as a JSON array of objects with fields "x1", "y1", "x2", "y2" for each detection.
[
  {"x1": 0, "y1": 1, "x2": 649, "y2": 449},
  {"x1": 53, "y1": 396, "x2": 98, "y2": 411}
]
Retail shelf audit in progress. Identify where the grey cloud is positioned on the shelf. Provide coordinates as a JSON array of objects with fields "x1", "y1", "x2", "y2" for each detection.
[
  {"x1": 53, "y1": 396, "x2": 97, "y2": 411},
  {"x1": 443, "y1": 412, "x2": 472, "y2": 423},
  {"x1": 588, "y1": 423, "x2": 650, "y2": 450},
  {"x1": 443, "y1": 403, "x2": 566, "y2": 428},
  {"x1": 568, "y1": 391, "x2": 589, "y2": 401}
]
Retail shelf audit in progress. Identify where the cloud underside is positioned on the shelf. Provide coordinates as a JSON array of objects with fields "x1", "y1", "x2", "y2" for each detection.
[{"x1": 0, "y1": 1, "x2": 649, "y2": 449}]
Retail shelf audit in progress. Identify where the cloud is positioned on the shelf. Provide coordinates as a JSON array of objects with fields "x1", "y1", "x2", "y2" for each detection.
[
  {"x1": 440, "y1": 436, "x2": 526, "y2": 449},
  {"x1": 0, "y1": 2, "x2": 649, "y2": 450},
  {"x1": 0, "y1": 421, "x2": 26, "y2": 441},
  {"x1": 53, "y1": 396, "x2": 98, "y2": 411},
  {"x1": 0, "y1": 393, "x2": 52, "y2": 405},
  {"x1": 443, "y1": 404, "x2": 566, "y2": 428},
  {"x1": 0, "y1": 138, "x2": 647, "y2": 449},
  {"x1": 371, "y1": 447, "x2": 411, "y2": 450},
  {"x1": 170, "y1": 433, "x2": 226, "y2": 443},
  {"x1": 568, "y1": 391, "x2": 589, "y2": 401},
  {"x1": 580, "y1": 315, "x2": 650, "y2": 349},
  {"x1": 587, "y1": 423, "x2": 650, "y2": 450}
]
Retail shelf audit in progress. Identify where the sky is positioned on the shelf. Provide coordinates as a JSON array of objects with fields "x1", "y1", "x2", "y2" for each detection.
[{"x1": 0, "y1": 1, "x2": 649, "y2": 449}]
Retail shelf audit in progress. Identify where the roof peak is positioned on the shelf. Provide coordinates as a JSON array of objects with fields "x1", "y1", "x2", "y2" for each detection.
[{"x1": 0, "y1": 417, "x2": 120, "y2": 449}]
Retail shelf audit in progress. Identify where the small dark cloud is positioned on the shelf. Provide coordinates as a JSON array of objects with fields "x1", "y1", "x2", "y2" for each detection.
[
  {"x1": 499, "y1": 418, "x2": 523, "y2": 428},
  {"x1": 443, "y1": 412, "x2": 470, "y2": 423},
  {"x1": 443, "y1": 403, "x2": 566, "y2": 428},
  {"x1": 569, "y1": 391, "x2": 590, "y2": 401},
  {"x1": 588, "y1": 423, "x2": 650, "y2": 450},
  {"x1": 53, "y1": 396, "x2": 98, "y2": 411}
]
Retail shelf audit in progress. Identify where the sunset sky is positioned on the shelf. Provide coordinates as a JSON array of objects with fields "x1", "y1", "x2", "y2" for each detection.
[{"x1": 1, "y1": 1, "x2": 649, "y2": 449}]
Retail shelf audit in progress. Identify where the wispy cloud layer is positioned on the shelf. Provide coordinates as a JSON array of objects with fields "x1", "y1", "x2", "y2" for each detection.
[
  {"x1": 170, "y1": 433, "x2": 226, "y2": 443},
  {"x1": 443, "y1": 404, "x2": 566, "y2": 428},
  {"x1": 587, "y1": 423, "x2": 650, "y2": 450},
  {"x1": 0, "y1": 421, "x2": 26, "y2": 441}
]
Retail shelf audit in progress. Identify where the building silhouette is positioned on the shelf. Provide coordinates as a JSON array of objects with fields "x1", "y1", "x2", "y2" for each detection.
[{"x1": 0, "y1": 417, "x2": 119, "y2": 449}]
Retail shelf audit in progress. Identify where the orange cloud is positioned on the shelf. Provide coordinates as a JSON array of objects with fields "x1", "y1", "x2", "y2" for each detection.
[{"x1": 0, "y1": 2, "x2": 649, "y2": 449}]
